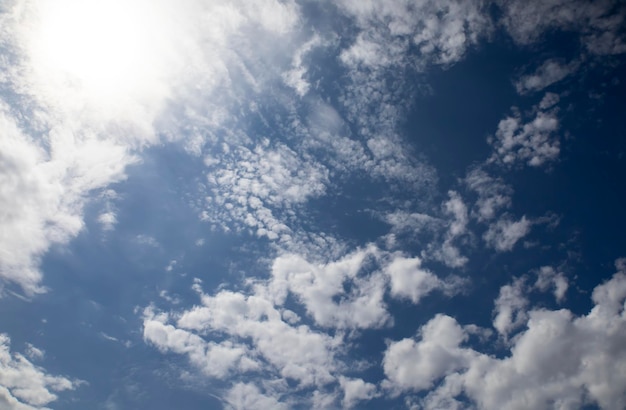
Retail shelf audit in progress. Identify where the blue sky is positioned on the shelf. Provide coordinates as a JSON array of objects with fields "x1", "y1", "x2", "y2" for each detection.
[{"x1": 1, "y1": 0, "x2": 626, "y2": 409}]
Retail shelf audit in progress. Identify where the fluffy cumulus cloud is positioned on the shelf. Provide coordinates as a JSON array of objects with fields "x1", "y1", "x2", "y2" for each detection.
[
  {"x1": 142, "y1": 245, "x2": 468, "y2": 406},
  {"x1": 383, "y1": 259, "x2": 626, "y2": 410},
  {"x1": 267, "y1": 247, "x2": 390, "y2": 329},
  {"x1": 0, "y1": 335, "x2": 79, "y2": 409},
  {"x1": 385, "y1": 255, "x2": 465, "y2": 304},
  {"x1": 339, "y1": 376, "x2": 378, "y2": 409},
  {"x1": 488, "y1": 102, "x2": 560, "y2": 168},
  {"x1": 535, "y1": 266, "x2": 569, "y2": 303}
]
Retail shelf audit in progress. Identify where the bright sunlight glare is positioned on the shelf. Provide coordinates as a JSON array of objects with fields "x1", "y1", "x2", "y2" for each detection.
[{"x1": 31, "y1": 0, "x2": 168, "y2": 101}]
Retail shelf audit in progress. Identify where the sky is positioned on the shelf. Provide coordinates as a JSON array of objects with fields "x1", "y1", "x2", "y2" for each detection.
[{"x1": 1, "y1": 0, "x2": 626, "y2": 409}]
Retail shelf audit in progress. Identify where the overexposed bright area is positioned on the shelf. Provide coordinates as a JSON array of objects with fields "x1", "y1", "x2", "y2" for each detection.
[{"x1": 19, "y1": 0, "x2": 178, "y2": 125}]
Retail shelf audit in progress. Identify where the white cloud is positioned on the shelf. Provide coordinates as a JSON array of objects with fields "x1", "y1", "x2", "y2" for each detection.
[
  {"x1": 492, "y1": 277, "x2": 528, "y2": 338},
  {"x1": 483, "y1": 215, "x2": 531, "y2": 252},
  {"x1": 143, "y1": 315, "x2": 251, "y2": 379},
  {"x1": 0, "y1": 0, "x2": 306, "y2": 295},
  {"x1": 385, "y1": 255, "x2": 466, "y2": 304},
  {"x1": 383, "y1": 259, "x2": 626, "y2": 410},
  {"x1": 224, "y1": 382, "x2": 288, "y2": 410},
  {"x1": 338, "y1": 0, "x2": 490, "y2": 67},
  {"x1": 167, "y1": 288, "x2": 340, "y2": 387},
  {"x1": 267, "y1": 247, "x2": 390, "y2": 329},
  {"x1": 539, "y1": 92, "x2": 560, "y2": 110},
  {"x1": 428, "y1": 192, "x2": 470, "y2": 267},
  {"x1": 500, "y1": 0, "x2": 626, "y2": 55},
  {"x1": 339, "y1": 376, "x2": 378, "y2": 409},
  {"x1": 535, "y1": 266, "x2": 568, "y2": 302},
  {"x1": 23, "y1": 344, "x2": 44, "y2": 362},
  {"x1": 382, "y1": 314, "x2": 471, "y2": 392},
  {"x1": 142, "y1": 244, "x2": 468, "y2": 406},
  {"x1": 283, "y1": 34, "x2": 323, "y2": 97},
  {"x1": 0, "y1": 334, "x2": 80, "y2": 409},
  {"x1": 97, "y1": 211, "x2": 117, "y2": 231},
  {"x1": 203, "y1": 141, "x2": 329, "y2": 244},
  {"x1": 515, "y1": 59, "x2": 579, "y2": 94},
  {"x1": 464, "y1": 167, "x2": 513, "y2": 222},
  {"x1": 488, "y1": 106, "x2": 560, "y2": 168},
  {"x1": 0, "y1": 102, "x2": 134, "y2": 295}
]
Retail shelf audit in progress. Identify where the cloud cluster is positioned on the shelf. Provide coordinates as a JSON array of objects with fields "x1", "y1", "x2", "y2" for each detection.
[
  {"x1": 383, "y1": 260, "x2": 626, "y2": 410},
  {"x1": 488, "y1": 102, "x2": 560, "y2": 168},
  {"x1": 0, "y1": 335, "x2": 79, "y2": 409},
  {"x1": 143, "y1": 246, "x2": 467, "y2": 407}
]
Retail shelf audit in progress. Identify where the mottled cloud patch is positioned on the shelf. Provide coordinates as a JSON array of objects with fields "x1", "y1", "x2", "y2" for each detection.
[{"x1": 488, "y1": 104, "x2": 560, "y2": 168}]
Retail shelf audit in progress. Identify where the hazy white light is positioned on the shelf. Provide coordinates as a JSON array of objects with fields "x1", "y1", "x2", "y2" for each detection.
[{"x1": 29, "y1": 0, "x2": 174, "y2": 110}]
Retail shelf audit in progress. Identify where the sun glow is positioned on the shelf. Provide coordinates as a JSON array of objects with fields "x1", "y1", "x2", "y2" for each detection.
[{"x1": 29, "y1": 0, "x2": 172, "y2": 106}]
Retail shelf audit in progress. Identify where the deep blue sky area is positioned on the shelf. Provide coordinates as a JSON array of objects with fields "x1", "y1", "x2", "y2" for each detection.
[{"x1": 1, "y1": 1, "x2": 626, "y2": 410}]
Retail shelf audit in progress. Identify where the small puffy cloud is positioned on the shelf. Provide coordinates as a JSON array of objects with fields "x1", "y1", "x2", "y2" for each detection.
[
  {"x1": 382, "y1": 314, "x2": 471, "y2": 392},
  {"x1": 535, "y1": 266, "x2": 569, "y2": 302},
  {"x1": 23, "y1": 344, "x2": 44, "y2": 362},
  {"x1": 97, "y1": 211, "x2": 117, "y2": 231},
  {"x1": 339, "y1": 376, "x2": 378, "y2": 408},
  {"x1": 483, "y1": 215, "x2": 531, "y2": 252},
  {"x1": 464, "y1": 167, "x2": 513, "y2": 222},
  {"x1": 489, "y1": 107, "x2": 560, "y2": 168},
  {"x1": 385, "y1": 255, "x2": 466, "y2": 304},
  {"x1": 515, "y1": 59, "x2": 578, "y2": 94},
  {"x1": 492, "y1": 277, "x2": 528, "y2": 338},
  {"x1": 0, "y1": 334, "x2": 80, "y2": 409},
  {"x1": 539, "y1": 92, "x2": 561, "y2": 109},
  {"x1": 428, "y1": 191, "x2": 470, "y2": 268}
]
